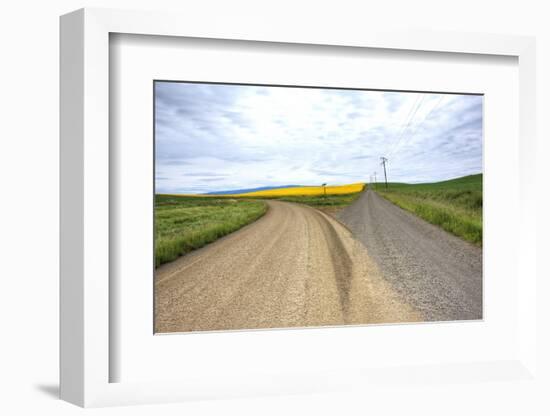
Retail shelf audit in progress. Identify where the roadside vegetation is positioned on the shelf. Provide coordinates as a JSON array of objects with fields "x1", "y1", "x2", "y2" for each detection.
[
  {"x1": 155, "y1": 195, "x2": 267, "y2": 267},
  {"x1": 262, "y1": 192, "x2": 363, "y2": 215},
  {"x1": 375, "y1": 174, "x2": 482, "y2": 245}
]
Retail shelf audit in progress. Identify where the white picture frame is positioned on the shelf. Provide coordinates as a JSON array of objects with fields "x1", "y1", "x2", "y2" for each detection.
[{"x1": 60, "y1": 7, "x2": 537, "y2": 407}]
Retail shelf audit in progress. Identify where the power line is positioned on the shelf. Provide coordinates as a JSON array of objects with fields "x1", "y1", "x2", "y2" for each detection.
[
  {"x1": 386, "y1": 94, "x2": 425, "y2": 159},
  {"x1": 388, "y1": 95, "x2": 425, "y2": 158},
  {"x1": 390, "y1": 95, "x2": 445, "y2": 158}
]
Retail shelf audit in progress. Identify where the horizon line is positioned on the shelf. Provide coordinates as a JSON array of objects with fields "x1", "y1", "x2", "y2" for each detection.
[{"x1": 155, "y1": 172, "x2": 482, "y2": 195}]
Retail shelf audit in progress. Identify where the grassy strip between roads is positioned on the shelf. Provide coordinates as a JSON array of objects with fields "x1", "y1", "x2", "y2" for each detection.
[
  {"x1": 265, "y1": 192, "x2": 363, "y2": 212},
  {"x1": 375, "y1": 174, "x2": 482, "y2": 245},
  {"x1": 155, "y1": 195, "x2": 267, "y2": 267}
]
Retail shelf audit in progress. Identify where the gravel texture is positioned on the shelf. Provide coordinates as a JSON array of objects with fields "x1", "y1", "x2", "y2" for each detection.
[
  {"x1": 155, "y1": 200, "x2": 420, "y2": 333},
  {"x1": 337, "y1": 190, "x2": 482, "y2": 322}
]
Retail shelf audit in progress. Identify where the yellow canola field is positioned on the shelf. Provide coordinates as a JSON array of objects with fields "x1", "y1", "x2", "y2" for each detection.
[{"x1": 232, "y1": 182, "x2": 366, "y2": 197}]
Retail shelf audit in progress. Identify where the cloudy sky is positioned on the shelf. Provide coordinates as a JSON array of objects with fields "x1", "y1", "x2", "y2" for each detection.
[{"x1": 155, "y1": 82, "x2": 483, "y2": 194}]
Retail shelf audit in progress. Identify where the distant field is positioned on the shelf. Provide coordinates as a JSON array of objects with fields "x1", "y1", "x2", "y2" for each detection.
[
  {"x1": 262, "y1": 192, "x2": 364, "y2": 215},
  {"x1": 155, "y1": 195, "x2": 267, "y2": 267},
  {"x1": 250, "y1": 183, "x2": 366, "y2": 215},
  {"x1": 376, "y1": 174, "x2": 482, "y2": 245},
  {"x1": 155, "y1": 182, "x2": 366, "y2": 266},
  {"x1": 231, "y1": 182, "x2": 365, "y2": 197}
]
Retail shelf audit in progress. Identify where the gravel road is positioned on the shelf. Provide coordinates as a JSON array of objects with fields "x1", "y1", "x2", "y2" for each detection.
[
  {"x1": 155, "y1": 200, "x2": 420, "y2": 333},
  {"x1": 337, "y1": 190, "x2": 482, "y2": 322}
]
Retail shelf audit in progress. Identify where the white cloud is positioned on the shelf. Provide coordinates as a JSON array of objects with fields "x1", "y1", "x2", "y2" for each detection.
[{"x1": 155, "y1": 82, "x2": 483, "y2": 194}]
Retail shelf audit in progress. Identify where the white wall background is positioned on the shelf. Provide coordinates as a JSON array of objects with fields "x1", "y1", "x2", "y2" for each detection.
[{"x1": 0, "y1": 0, "x2": 548, "y2": 414}]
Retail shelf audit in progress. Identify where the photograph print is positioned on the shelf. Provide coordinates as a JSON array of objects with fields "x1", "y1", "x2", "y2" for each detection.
[{"x1": 154, "y1": 81, "x2": 483, "y2": 333}]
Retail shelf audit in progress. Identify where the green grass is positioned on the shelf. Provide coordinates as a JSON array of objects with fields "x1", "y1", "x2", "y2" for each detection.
[
  {"x1": 376, "y1": 174, "x2": 482, "y2": 245},
  {"x1": 155, "y1": 195, "x2": 267, "y2": 267},
  {"x1": 264, "y1": 192, "x2": 363, "y2": 210}
]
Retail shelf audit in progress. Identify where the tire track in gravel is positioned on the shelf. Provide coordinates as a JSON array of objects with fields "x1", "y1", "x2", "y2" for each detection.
[{"x1": 155, "y1": 200, "x2": 421, "y2": 333}]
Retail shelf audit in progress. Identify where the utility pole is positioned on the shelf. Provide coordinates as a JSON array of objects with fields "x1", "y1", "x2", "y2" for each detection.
[
  {"x1": 380, "y1": 157, "x2": 389, "y2": 190},
  {"x1": 373, "y1": 172, "x2": 377, "y2": 190}
]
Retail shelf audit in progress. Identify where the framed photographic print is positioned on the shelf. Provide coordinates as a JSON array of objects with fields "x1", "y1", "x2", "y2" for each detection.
[
  {"x1": 152, "y1": 81, "x2": 483, "y2": 334},
  {"x1": 60, "y1": 8, "x2": 537, "y2": 407}
]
